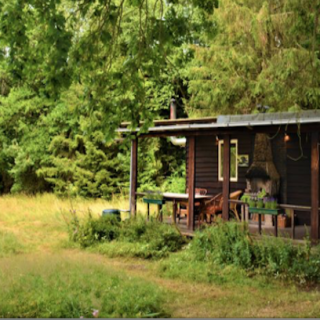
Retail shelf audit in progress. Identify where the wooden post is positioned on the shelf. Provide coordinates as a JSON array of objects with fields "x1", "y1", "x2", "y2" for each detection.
[
  {"x1": 222, "y1": 135, "x2": 230, "y2": 221},
  {"x1": 258, "y1": 214, "x2": 262, "y2": 235},
  {"x1": 311, "y1": 132, "x2": 319, "y2": 243},
  {"x1": 188, "y1": 136, "x2": 196, "y2": 230},
  {"x1": 130, "y1": 137, "x2": 138, "y2": 216},
  {"x1": 291, "y1": 211, "x2": 295, "y2": 240},
  {"x1": 172, "y1": 200, "x2": 177, "y2": 225}
]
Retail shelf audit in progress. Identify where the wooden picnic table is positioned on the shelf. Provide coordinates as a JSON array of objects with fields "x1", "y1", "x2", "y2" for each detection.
[
  {"x1": 137, "y1": 192, "x2": 213, "y2": 226},
  {"x1": 163, "y1": 193, "x2": 213, "y2": 227}
]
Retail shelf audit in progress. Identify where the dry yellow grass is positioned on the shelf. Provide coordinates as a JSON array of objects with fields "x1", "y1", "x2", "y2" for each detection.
[
  {"x1": 0, "y1": 193, "x2": 153, "y2": 251},
  {"x1": 0, "y1": 193, "x2": 133, "y2": 251}
]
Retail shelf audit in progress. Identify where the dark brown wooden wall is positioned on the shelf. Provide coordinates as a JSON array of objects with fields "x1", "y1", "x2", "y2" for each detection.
[
  {"x1": 186, "y1": 133, "x2": 254, "y2": 195},
  {"x1": 286, "y1": 133, "x2": 312, "y2": 225},
  {"x1": 186, "y1": 132, "x2": 314, "y2": 225}
]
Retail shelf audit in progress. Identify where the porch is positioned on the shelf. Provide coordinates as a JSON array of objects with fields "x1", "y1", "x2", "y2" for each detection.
[
  {"x1": 118, "y1": 110, "x2": 320, "y2": 243},
  {"x1": 164, "y1": 216, "x2": 310, "y2": 241}
]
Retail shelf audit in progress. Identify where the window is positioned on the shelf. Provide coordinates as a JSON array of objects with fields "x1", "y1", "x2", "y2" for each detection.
[{"x1": 218, "y1": 139, "x2": 238, "y2": 182}]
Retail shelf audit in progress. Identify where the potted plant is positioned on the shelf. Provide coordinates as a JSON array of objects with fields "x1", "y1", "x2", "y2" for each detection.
[
  {"x1": 270, "y1": 197, "x2": 278, "y2": 210},
  {"x1": 277, "y1": 209, "x2": 292, "y2": 228},
  {"x1": 264, "y1": 197, "x2": 271, "y2": 209},
  {"x1": 248, "y1": 197, "x2": 256, "y2": 208},
  {"x1": 256, "y1": 198, "x2": 264, "y2": 209},
  {"x1": 240, "y1": 194, "x2": 250, "y2": 204}
]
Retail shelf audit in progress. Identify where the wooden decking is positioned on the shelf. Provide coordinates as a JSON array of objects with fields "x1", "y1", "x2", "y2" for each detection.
[{"x1": 165, "y1": 216, "x2": 311, "y2": 241}]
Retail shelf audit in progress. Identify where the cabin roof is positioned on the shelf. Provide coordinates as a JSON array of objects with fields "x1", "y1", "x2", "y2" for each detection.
[{"x1": 117, "y1": 110, "x2": 320, "y2": 135}]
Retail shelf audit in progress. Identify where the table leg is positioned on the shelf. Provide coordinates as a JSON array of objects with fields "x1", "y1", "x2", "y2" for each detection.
[
  {"x1": 258, "y1": 214, "x2": 262, "y2": 235},
  {"x1": 274, "y1": 215, "x2": 278, "y2": 237},
  {"x1": 158, "y1": 204, "x2": 163, "y2": 222},
  {"x1": 147, "y1": 203, "x2": 150, "y2": 221}
]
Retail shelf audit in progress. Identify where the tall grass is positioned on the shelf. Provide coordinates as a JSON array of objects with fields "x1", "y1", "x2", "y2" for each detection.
[
  {"x1": 0, "y1": 193, "x2": 139, "y2": 252},
  {"x1": 0, "y1": 253, "x2": 169, "y2": 318},
  {"x1": 159, "y1": 220, "x2": 320, "y2": 284}
]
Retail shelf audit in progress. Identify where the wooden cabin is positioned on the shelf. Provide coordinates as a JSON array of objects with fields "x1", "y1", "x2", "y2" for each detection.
[{"x1": 118, "y1": 110, "x2": 320, "y2": 242}]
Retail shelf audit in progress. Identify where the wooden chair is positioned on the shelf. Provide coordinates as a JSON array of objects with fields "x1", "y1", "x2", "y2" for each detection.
[
  {"x1": 177, "y1": 188, "x2": 207, "y2": 221},
  {"x1": 201, "y1": 190, "x2": 243, "y2": 223}
]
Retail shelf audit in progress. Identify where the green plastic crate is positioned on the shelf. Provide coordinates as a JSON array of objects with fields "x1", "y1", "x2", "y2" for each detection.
[{"x1": 143, "y1": 198, "x2": 166, "y2": 205}]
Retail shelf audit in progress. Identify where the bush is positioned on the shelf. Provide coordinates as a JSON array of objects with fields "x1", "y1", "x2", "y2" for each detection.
[
  {"x1": 188, "y1": 220, "x2": 320, "y2": 283},
  {"x1": 120, "y1": 218, "x2": 186, "y2": 252},
  {"x1": 68, "y1": 213, "x2": 121, "y2": 248},
  {"x1": 67, "y1": 212, "x2": 187, "y2": 258},
  {"x1": 190, "y1": 220, "x2": 254, "y2": 269}
]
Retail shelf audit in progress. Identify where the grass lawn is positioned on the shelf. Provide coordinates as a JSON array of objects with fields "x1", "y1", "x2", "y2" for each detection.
[{"x1": 1, "y1": 193, "x2": 320, "y2": 318}]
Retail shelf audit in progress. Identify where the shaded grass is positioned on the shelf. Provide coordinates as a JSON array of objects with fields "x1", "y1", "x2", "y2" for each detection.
[
  {"x1": 156, "y1": 250, "x2": 320, "y2": 317},
  {"x1": 0, "y1": 252, "x2": 169, "y2": 318},
  {"x1": 91, "y1": 241, "x2": 172, "y2": 260}
]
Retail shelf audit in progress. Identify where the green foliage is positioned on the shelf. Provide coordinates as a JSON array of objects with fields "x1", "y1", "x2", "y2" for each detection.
[
  {"x1": 0, "y1": 255, "x2": 169, "y2": 318},
  {"x1": 1, "y1": 0, "x2": 320, "y2": 198},
  {"x1": 191, "y1": 220, "x2": 254, "y2": 269},
  {"x1": 184, "y1": 221, "x2": 320, "y2": 283},
  {"x1": 68, "y1": 213, "x2": 121, "y2": 248},
  {"x1": 158, "y1": 250, "x2": 260, "y2": 286},
  {"x1": 67, "y1": 213, "x2": 187, "y2": 258},
  {"x1": 162, "y1": 162, "x2": 186, "y2": 193},
  {"x1": 186, "y1": 0, "x2": 320, "y2": 116}
]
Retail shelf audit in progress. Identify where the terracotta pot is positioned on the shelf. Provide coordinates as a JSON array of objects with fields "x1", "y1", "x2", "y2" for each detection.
[
  {"x1": 277, "y1": 216, "x2": 291, "y2": 228},
  {"x1": 251, "y1": 214, "x2": 265, "y2": 222}
]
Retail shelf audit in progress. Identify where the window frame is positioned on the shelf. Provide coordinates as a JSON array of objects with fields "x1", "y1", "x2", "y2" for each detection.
[{"x1": 218, "y1": 139, "x2": 238, "y2": 182}]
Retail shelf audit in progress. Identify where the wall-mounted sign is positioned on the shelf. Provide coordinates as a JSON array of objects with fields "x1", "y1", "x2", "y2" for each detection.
[{"x1": 238, "y1": 154, "x2": 249, "y2": 167}]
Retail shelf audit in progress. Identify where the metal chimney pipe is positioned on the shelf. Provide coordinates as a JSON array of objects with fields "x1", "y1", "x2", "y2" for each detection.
[
  {"x1": 169, "y1": 98, "x2": 186, "y2": 147},
  {"x1": 170, "y1": 98, "x2": 177, "y2": 119}
]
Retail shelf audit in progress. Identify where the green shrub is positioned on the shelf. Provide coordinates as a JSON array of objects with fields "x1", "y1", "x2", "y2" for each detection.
[
  {"x1": 190, "y1": 220, "x2": 254, "y2": 269},
  {"x1": 67, "y1": 213, "x2": 187, "y2": 258},
  {"x1": 188, "y1": 220, "x2": 320, "y2": 283},
  {"x1": 68, "y1": 213, "x2": 121, "y2": 248},
  {"x1": 120, "y1": 217, "x2": 149, "y2": 242}
]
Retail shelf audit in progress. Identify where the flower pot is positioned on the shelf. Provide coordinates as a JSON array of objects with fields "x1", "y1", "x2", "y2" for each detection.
[
  {"x1": 251, "y1": 214, "x2": 264, "y2": 222},
  {"x1": 277, "y1": 216, "x2": 291, "y2": 228}
]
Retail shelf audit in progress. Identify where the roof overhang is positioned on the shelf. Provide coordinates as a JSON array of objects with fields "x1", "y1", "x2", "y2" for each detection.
[{"x1": 117, "y1": 110, "x2": 320, "y2": 137}]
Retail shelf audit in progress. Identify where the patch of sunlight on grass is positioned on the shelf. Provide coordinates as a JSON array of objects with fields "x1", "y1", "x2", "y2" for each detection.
[
  {"x1": 0, "y1": 193, "x2": 148, "y2": 252},
  {"x1": 0, "y1": 193, "x2": 155, "y2": 253}
]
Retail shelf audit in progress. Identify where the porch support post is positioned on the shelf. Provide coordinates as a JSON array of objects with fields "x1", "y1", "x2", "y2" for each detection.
[
  {"x1": 222, "y1": 135, "x2": 230, "y2": 221},
  {"x1": 130, "y1": 137, "x2": 138, "y2": 217},
  {"x1": 188, "y1": 136, "x2": 196, "y2": 230},
  {"x1": 311, "y1": 132, "x2": 319, "y2": 243}
]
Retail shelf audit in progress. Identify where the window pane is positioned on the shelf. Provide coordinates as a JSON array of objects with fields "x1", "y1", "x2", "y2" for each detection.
[
  {"x1": 220, "y1": 144, "x2": 224, "y2": 178},
  {"x1": 219, "y1": 141, "x2": 237, "y2": 181}
]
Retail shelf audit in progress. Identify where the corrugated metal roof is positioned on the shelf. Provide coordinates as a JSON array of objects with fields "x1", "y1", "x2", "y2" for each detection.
[{"x1": 117, "y1": 110, "x2": 320, "y2": 134}]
